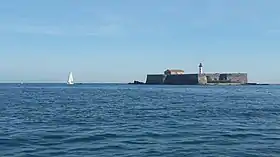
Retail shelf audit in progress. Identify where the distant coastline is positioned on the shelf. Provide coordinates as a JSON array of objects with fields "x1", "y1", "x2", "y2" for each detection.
[
  {"x1": 128, "y1": 81, "x2": 271, "y2": 86},
  {"x1": 3, "y1": 81, "x2": 272, "y2": 86}
]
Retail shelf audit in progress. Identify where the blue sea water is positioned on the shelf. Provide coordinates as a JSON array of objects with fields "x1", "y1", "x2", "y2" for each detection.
[{"x1": 0, "y1": 83, "x2": 280, "y2": 157}]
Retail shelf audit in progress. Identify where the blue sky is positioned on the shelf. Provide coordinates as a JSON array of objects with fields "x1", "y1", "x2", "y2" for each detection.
[{"x1": 0, "y1": 0, "x2": 280, "y2": 83}]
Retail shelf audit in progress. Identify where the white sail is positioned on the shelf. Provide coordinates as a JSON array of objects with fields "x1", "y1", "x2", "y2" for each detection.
[{"x1": 67, "y1": 72, "x2": 74, "y2": 85}]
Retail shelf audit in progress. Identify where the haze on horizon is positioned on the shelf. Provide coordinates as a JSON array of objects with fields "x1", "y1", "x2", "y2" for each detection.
[{"x1": 0, "y1": 0, "x2": 280, "y2": 83}]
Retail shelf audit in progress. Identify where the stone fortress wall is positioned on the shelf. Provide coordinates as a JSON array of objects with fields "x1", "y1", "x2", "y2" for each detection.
[{"x1": 145, "y1": 63, "x2": 248, "y2": 85}]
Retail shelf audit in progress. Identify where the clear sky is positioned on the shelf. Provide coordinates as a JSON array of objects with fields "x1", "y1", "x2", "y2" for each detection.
[{"x1": 0, "y1": 0, "x2": 279, "y2": 83}]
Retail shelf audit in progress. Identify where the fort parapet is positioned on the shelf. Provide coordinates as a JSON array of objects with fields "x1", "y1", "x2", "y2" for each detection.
[{"x1": 145, "y1": 73, "x2": 247, "y2": 85}]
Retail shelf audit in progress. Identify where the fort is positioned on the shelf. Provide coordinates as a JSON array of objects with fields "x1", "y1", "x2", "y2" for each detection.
[{"x1": 144, "y1": 63, "x2": 248, "y2": 85}]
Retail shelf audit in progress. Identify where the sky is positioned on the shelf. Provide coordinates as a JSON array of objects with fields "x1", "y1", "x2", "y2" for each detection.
[{"x1": 0, "y1": 0, "x2": 280, "y2": 83}]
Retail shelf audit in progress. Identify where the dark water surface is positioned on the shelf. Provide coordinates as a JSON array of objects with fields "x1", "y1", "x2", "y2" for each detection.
[{"x1": 0, "y1": 83, "x2": 280, "y2": 156}]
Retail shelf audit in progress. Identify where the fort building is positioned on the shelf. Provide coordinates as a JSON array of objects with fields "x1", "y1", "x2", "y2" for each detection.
[
  {"x1": 145, "y1": 63, "x2": 248, "y2": 85},
  {"x1": 164, "y1": 69, "x2": 184, "y2": 75}
]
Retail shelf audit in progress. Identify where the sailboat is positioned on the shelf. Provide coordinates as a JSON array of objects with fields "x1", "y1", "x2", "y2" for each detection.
[{"x1": 67, "y1": 72, "x2": 74, "y2": 85}]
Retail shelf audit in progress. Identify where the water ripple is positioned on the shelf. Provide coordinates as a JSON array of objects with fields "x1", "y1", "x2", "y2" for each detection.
[{"x1": 0, "y1": 84, "x2": 280, "y2": 156}]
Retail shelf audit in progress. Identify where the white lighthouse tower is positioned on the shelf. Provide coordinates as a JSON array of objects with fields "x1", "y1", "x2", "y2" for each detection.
[{"x1": 198, "y1": 63, "x2": 203, "y2": 74}]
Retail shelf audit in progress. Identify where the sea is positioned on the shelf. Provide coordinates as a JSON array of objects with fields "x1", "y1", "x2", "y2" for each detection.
[{"x1": 0, "y1": 83, "x2": 279, "y2": 157}]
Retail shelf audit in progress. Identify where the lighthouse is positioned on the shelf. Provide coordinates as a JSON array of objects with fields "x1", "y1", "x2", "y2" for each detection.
[{"x1": 198, "y1": 63, "x2": 203, "y2": 74}]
